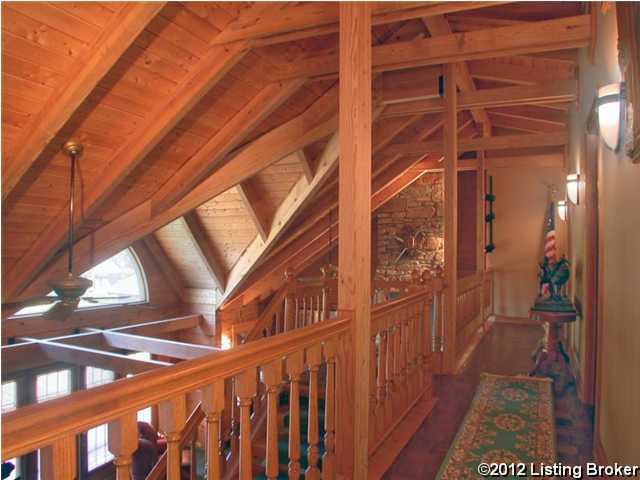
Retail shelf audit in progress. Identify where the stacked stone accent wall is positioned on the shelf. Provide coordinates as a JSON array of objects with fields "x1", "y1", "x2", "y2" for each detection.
[{"x1": 376, "y1": 172, "x2": 444, "y2": 280}]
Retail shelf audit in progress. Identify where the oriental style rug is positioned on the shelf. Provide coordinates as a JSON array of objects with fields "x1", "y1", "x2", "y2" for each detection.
[{"x1": 437, "y1": 373, "x2": 556, "y2": 479}]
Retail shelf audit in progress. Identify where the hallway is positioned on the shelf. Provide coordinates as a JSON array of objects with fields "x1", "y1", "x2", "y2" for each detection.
[{"x1": 384, "y1": 322, "x2": 595, "y2": 479}]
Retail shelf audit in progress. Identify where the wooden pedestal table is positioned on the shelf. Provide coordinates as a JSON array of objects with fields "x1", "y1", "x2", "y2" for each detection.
[{"x1": 529, "y1": 309, "x2": 576, "y2": 394}]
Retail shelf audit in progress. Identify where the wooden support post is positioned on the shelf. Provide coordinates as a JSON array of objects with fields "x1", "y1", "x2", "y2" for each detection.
[
  {"x1": 338, "y1": 3, "x2": 372, "y2": 477},
  {"x1": 159, "y1": 395, "x2": 187, "y2": 480},
  {"x1": 201, "y1": 380, "x2": 225, "y2": 480},
  {"x1": 108, "y1": 412, "x2": 138, "y2": 480},
  {"x1": 478, "y1": 148, "x2": 487, "y2": 327},
  {"x1": 443, "y1": 63, "x2": 458, "y2": 373},
  {"x1": 40, "y1": 435, "x2": 76, "y2": 480}
]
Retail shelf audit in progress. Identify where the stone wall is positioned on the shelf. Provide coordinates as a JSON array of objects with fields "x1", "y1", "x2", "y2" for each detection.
[{"x1": 375, "y1": 173, "x2": 444, "y2": 280}]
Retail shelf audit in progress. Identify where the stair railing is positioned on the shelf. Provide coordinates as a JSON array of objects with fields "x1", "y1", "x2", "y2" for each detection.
[{"x1": 1, "y1": 317, "x2": 352, "y2": 480}]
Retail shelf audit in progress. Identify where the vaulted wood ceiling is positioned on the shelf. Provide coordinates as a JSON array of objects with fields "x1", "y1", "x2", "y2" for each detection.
[{"x1": 1, "y1": 2, "x2": 588, "y2": 311}]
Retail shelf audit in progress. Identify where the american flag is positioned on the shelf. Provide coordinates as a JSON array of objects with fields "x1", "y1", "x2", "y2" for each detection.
[{"x1": 543, "y1": 202, "x2": 557, "y2": 264}]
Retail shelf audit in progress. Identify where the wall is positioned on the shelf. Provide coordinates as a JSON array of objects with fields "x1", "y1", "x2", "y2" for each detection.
[
  {"x1": 567, "y1": 5, "x2": 640, "y2": 463},
  {"x1": 1, "y1": 242, "x2": 185, "y2": 340},
  {"x1": 375, "y1": 171, "x2": 477, "y2": 280},
  {"x1": 487, "y1": 166, "x2": 566, "y2": 319}
]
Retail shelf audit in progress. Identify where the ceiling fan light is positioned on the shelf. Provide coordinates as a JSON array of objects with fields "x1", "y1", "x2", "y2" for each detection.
[{"x1": 48, "y1": 273, "x2": 93, "y2": 302}]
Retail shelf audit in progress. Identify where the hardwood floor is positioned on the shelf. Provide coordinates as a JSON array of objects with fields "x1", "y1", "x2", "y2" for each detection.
[{"x1": 383, "y1": 322, "x2": 595, "y2": 479}]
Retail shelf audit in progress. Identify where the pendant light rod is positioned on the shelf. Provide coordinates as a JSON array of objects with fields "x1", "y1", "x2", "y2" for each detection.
[{"x1": 63, "y1": 142, "x2": 83, "y2": 275}]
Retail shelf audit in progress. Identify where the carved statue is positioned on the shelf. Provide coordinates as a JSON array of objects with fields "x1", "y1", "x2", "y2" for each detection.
[{"x1": 535, "y1": 254, "x2": 575, "y2": 313}]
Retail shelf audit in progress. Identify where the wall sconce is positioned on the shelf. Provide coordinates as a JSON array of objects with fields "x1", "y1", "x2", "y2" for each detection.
[
  {"x1": 557, "y1": 200, "x2": 568, "y2": 221},
  {"x1": 596, "y1": 82, "x2": 625, "y2": 151},
  {"x1": 566, "y1": 173, "x2": 580, "y2": 205}
]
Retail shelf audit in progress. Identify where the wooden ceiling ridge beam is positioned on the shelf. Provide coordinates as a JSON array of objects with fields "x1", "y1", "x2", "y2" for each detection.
[
  {"x1": 1, "y1": 2, "x2": 166, "y2": 200},
  {"x1": 88, "y1": 329, "x2": 220, "y2": 360},
  {"x1": 211, "y1": 1, "x2": 510, "y2": 46},
  {"x1": 19, "y1": 338, "x2": 171, "y2": 375},
  {"x1": 386, "y1": 131, "x2": 568, "y2": 156},
  {"x1": 274, "y1": 15, "x2": 591, "y2": 80},
  {"x1": 3, "y1": 39, "x2": 250, "y2": 301},
  {"x1": 421, "y1": 15, "x2": 492, "y2": 133},
  {"x1": 182, "y1": 212, "x2": 227, "y2": 292},
  {"x1": 13, "y1": 84, "x2": 341, "y2": 301},
  {"x1": 381, "y1": 80, "x2": 577, "y2": 117}
]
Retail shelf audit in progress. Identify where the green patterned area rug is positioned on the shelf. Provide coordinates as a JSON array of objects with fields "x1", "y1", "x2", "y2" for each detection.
[{"x1": 437, "y1": 373, "x2": 556, "y2": 479}]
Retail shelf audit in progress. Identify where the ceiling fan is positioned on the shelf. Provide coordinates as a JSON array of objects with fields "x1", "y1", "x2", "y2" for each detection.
[{"x1": 4, "y1": 142, "x2": 134, "y2": 320}]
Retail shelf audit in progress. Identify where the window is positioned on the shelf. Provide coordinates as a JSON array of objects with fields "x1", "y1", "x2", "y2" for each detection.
[
  {"x1": 2, "y1": 382, "x2": 19, "y2": 480},
  {"x1": 15, "y1": 248, "x2": 147, "y2": 316},
  {"x1": 87, "y1": 424, "x2": 113, "y2": 471},
  {"x1": 85, "y1": 367, "x2": 115, "y2": 389},
  {"x1": 36, "y1": 370, "x2": 71, "y2": 403}
]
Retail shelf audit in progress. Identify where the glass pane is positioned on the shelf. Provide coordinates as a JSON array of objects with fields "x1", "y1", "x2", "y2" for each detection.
[
  {"x1": 1, "y1": 381, "x2": 17, "y2": 413},
  {"x1": 36, "y1": 370, "x2": 71, "y2": 403}
]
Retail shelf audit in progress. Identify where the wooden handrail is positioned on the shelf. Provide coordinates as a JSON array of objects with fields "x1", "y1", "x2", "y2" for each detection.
[
  {"x1": 372, "y1": 279, "x2": 443, "y2": 318},
  {"x1": 2, "y1": 317, "x2": 351, "y2": 460},
  {"x1": 146, "y1": 403, "x2": 206, "y2": 480}
]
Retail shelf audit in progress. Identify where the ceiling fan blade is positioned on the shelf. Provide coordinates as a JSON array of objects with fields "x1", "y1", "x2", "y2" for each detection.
[{"x1": 3, "y1": 296, "x2": 59, "y2": 310}]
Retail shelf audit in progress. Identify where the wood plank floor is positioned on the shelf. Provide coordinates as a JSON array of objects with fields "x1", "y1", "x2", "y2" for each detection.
[{"x1": 383, "y1": 322, "x2": 595, "y2": 479}]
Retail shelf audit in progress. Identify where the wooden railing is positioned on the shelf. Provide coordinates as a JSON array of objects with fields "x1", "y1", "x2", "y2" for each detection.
[
  {"x1": 455, "y1": 270, "x2": 494, "y2": 366},
  {"x1": 368, "y1": 278, "x2": 443, "y2": 453},
  {"x1": 1, "y1": 318, "x2": 352, "y2": 480}
]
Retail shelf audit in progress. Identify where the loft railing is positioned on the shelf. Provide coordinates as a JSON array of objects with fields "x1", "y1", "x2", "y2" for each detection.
[{"x1": 2, "y1": 318, "x2": 352, "y2": 479}]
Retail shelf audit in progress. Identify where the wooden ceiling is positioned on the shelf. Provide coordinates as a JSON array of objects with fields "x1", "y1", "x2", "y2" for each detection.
[{"x1": 1, "y1": 2, "x2": 588, "y2": 311}]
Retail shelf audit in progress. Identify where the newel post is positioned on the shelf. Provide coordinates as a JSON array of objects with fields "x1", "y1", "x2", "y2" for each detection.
[{"x1": 338, "y1": 2, "x2": 372, "y2": 477}]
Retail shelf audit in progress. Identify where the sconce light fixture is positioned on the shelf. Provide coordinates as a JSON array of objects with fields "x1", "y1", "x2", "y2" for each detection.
[
  {"x1": 557, "y1": 200, "x2": 568, "y2": 221},
  {"x1": 596, "y1": 82, "x2": 625, "y2": 151},
  {"x1": 566, "y1": 173, "x2": 580, "y2": 205}
]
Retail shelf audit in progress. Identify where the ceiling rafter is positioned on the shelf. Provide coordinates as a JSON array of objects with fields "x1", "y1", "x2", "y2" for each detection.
[
  {"x1": 211, "y1": 1, "x2": 510, "y2": 47},
  {"x1": 236, "y1": 179, "x2": 272, "y2": 242},
  {"x1": 274, "y1": 15, "x2": 591, "y2": 80},
  {"x1": 182, "y1": 212, "x2": 227, "y2": 292},
  {"x1": 421, "y1": 15, "x2": 492, "y2": 134},
  {"x1": 1, "y1": 2, "x2": 166, "y2": 200}
]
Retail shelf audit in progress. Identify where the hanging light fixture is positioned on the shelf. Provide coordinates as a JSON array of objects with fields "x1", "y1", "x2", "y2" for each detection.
[
  {"x1": 596, "y1": 82, "x2": 625, "y2": 151},
  {"x1": 566, "y1": 173, "x2": 580, "y2": 205},
  {"x1": 557, "y1": 200, "x2": 568, "y2": 221}
]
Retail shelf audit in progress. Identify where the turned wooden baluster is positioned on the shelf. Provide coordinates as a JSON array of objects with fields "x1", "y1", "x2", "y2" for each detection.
[
  {"x1": 108, "y1": 411, "x2": 138, "y2": 479},
  {"x1": 369, "y1": 331, "x2": 378, "y2": 447},
  {"x1": 422, "y1": 298, "x2": 433, "y2": 384},
  {"x1": 376, "y1": 328, "x2": 388, "y2": 436},
  {"x1": 261, "y1": 359, "x2": 282, "y2": 480},
  {"x1": 235, "y1": 368, "x2": 257, "y2": 480},
  {"x1": 40, "y1": 434, "x2": 76, "y2": 479},
  {"x1": 322, "y1": 340, "x2": 337, "y2": 479},
  {"x1": 396, "y1": 313, "x2": 408, "y2": 412},
  {"x1": 305, "y1": 344, "x2": 322, "y2": 479},
  {"x1": 286, "y1": 350, "x2": 304, "y2": 479},
  {"x1": 190, "y1": 438, "x2": 197, "y2": 480},
  {"x1": 408, "y1": 305, "x2": 418, "y2": 401},
  {"x1": 159, "y1": 395, "x2": 187, "y2": 480},
  {"x1": 416, "y1": 300, "x2": 426, "y2": 392},
  {"x1": 202, "y1": 380, "x2": 225, "y2": 480},
  {"x1": 388, "y1": 320, "x2": 400, "y2": 419}
]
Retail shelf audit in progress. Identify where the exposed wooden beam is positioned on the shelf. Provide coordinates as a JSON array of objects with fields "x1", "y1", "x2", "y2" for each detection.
[
  {"x1": 221, "y1": 133, "x2": 340, "y2": 305},
  {"x1": 443, "y1": 63, "x2": 458, "y2": 374},
  {"x1": 236, "y1": 180, "x2": 272, "y2": 242},
  {"x1": 295, "y1": 150, "x2": 315, "y2": 183},
  {"x1": 3, "y1": 40, "x2": 249, "y2": 301},
  {"x1": 136, "y1": 237, "x2": 184, "y2": 301},
  {"x1": 110, "y1": 315, "x2": 201, "y2": 336},
  {"x1": 375, "y1": 67, "x2": 441, "y2": 105},
  {"x1": 182, "y1": 212, "x2": 227, "y2": 292},
  {"x1": 151, "y1": 79, "x2": 305, "y2": 216},
  {"x1": 211, "y1": 2, "x2": 509, "y2": 47},
  {"x1": 338, "y1": 4, "x2": 371, "y2": 475},
  {"x1": 275, "y1": 16, "x2": 590, "y2": 80},
  {"x1": 21, "y1": 338, "x2": 171, "y2": 375},
  {"x1": 488, "y1": 112, "x2": 561, "y2": 134},
  {"x1": 92, "y1": 329, "x2": 219, "y2": 360},
  {"x1": 14, "y1": 87, "x2": 340, "y2": 302},
  {"x1": 1, "y1": 3, "x2": 166, "y2": 200},
  {"x1": 422, "y1": 15, "x2": 491, "y2": 131},
  {"x1": 381, "y1": 80, "x2": 577, "y2": 117},
  {"x1": 467, "y1": 58, "x2": 576, "y2": 86},
  {"x1": 386, "y1": 132, "x2": 568, "y2": 156}
]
